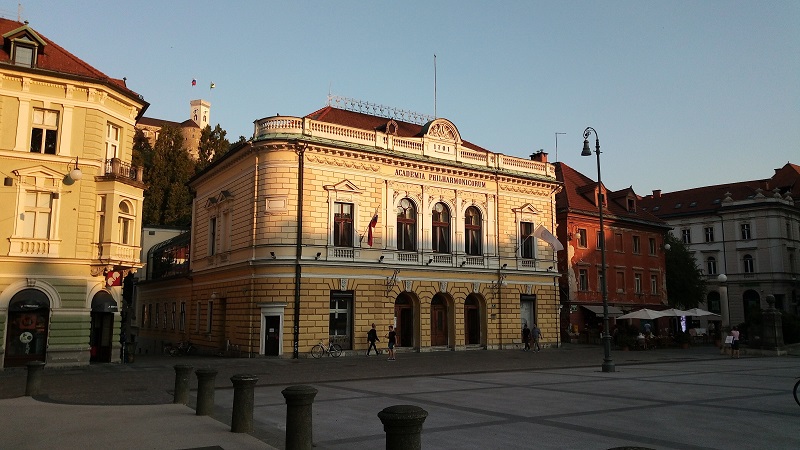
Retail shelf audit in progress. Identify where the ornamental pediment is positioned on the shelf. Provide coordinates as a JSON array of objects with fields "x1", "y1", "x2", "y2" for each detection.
[
  {"x1": 323, "y1": 179, "x2": 362, "y2": 194},
  {"x1": 421, "y1": 119, "x2": 461, "y2": 143}
]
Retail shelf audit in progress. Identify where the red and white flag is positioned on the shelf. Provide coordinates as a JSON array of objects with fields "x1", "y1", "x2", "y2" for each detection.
[{"x1": 367, "y1": 214, "x2": 379, "y2": 247}]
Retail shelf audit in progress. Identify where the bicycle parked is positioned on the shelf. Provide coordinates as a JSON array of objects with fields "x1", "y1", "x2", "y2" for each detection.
[
  {"x1": 311, "y1": 339, "x2": 342, "y2": 358},
  {"x1": 166, "y1": 340, "x2": 196, "y2": 356}
]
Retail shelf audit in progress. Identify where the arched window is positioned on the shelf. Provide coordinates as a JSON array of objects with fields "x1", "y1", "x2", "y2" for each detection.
[
  {"x1": 464, "y1": 206, "x2": 482, "y2": 256},
  {"x1": 118, "y1": 200, "x2": 134, "y2": 245},
  {"x1": 743, "y1": 254, "x2": 754, "y2": 273},
  {"x1": 396, "y1": 198, "x2": 416, "y2": 251},
  {"x1": 706, "y1": 256, "x2": 717, "y2": 275},
  {"x1": 432, "y1": 202, "x2": 450, "y2": 253}
]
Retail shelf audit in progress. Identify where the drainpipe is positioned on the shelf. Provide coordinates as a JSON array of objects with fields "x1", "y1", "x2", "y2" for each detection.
[{"x1": 293, "y1": 142, "x2": 307, "y2": 359}]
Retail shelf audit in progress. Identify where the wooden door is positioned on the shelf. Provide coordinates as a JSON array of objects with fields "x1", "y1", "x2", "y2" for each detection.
[
  {"x1": 431, "y1": 303, "x2": 447, "y2": 346},
  {"x1": 264, "y1": 315, "x2": 280, "y2": 356}
]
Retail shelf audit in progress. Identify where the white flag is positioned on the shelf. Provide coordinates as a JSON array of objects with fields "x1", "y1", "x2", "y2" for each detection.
[{"x1": 533, "y1": 225, "x2": 564, "y2": 251}]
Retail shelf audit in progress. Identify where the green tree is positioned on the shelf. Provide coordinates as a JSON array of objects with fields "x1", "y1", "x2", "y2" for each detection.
[
  {"x1": 664, "y1": 233, "x2": 707, "y2": 309},
  {"x1": 143, "y1": 125, "x2": 195, "y2": 226},
  {"x1": 195, "y1": 124, "x2": 230, "y2": 173},
  {"x1": 132, "y1": 128, "x2": 153, "y2": 169}
]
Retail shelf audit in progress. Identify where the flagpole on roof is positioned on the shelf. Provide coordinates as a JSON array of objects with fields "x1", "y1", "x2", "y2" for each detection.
[{"x1": 434, "y1": 54, "x2": 437, "y2": 118}]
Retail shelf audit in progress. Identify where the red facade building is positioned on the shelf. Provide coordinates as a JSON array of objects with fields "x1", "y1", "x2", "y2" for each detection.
[{"x1": 554, "y1": 162, "x2": 670, "y2": 340}]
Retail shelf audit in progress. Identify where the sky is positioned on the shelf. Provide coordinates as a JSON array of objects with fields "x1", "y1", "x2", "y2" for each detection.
[{"x1": 3, "y1": 1, "x2": 798, "y2": 195}]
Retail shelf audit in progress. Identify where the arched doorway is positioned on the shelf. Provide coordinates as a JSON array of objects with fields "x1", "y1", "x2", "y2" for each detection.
[
  {"x1": 464, "y1": 295, "x2": 481, "y2": 345},
  {"x1": 431, "y1": 294, "x2": 448, "y2": 347},
  {"x1": 742, "y1": 289, "x2": 761, "y2": 323},
  {"x1": 394, "y1": 294, "x2": 415, "y2": 348},
  {"x1": 90, "y1": 291, "x2": 118, "y2": 363},
  {"x1": 4, "y1": 289, "x2": 50, "y2": 368}
]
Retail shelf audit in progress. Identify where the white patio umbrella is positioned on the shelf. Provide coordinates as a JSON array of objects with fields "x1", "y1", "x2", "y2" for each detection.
[
  {"x1": 683, "y1": 308, "x2": 721, "y2": 319},
  {"x1": 658, "y1": 308, "x2": 692, "y2": 317},
  {"x1": 616, "y1": 308, "x2": 666, "y2": 320}
]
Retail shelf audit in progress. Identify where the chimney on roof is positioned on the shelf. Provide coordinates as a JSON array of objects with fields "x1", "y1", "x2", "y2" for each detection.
[
  {"x1": 530, "y1": 149, "x2": 548, "y2": 163},
  {"x1": 652, "y1": 189, "x2": 661, "y2": 198}
]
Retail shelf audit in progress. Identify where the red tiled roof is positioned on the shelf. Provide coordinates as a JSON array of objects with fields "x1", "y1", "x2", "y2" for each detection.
[
  {"x1": 0, "y1": 18, "x2": 143, "y2": 102},
  {"x1": 305, "y1": 105, "x2": 490, "y2": 153},
  {"x1": 555, "y1": 162, "x2": 667, "y2": 226},
  {"x1": 639, "y1": 162, "x2": 799, "y2": 218}
]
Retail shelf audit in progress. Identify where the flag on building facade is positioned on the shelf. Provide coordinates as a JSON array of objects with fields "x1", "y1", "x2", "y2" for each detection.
[
  {"x1": 533, "y1": 224, "x2": 564, "y2": 251},
  {"x1": 367, "y1": 213, "x2": 379, "y2": 247},
  {"x1": 191, "y1": 79, "x2": 196, "y2": 86}
]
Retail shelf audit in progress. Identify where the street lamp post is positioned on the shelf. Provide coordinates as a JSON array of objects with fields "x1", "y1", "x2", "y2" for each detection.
[{"x1": 582, "y1": 127, "x2": 614, "y2": 373}]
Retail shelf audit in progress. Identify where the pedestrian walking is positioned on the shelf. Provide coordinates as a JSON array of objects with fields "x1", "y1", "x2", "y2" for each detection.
[
  {"x1": 386, "y1": 325, "x2": 397, "y2": 361},
  {"x1": 522, "y1": 323, "x2": 531, "y2": 351},
  {"x1": 730, "y1": 326, "x2": 740, "y2": 358},
  {"x1": 532, "y1": 323, "x2": 543, "y2": 352},
  {"x1": 366, "y1": 323, "x2": 380, "y2": 356}
]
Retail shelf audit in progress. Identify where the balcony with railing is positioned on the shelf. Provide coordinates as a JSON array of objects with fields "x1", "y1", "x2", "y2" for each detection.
[{"x1": 100, "y1": 158, "x2": 144, "y2": 184}]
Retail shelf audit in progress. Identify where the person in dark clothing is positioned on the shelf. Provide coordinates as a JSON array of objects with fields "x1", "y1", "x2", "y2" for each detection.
[
  {"x1": 522, "y1": 323, "x2": 531, "y2": 351},
  {"x1": 366, "y1": 323, "x2": 380, "y2": 356},
  {"x1": 386, "y1": 325, "x2": 397, "y2": 361}
]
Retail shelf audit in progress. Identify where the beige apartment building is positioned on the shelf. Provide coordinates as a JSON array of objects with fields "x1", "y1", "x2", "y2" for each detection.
[
  {"x1": 136, "y1": 99, "x2": 562, "y2": 357},
  {"x1": 0, "y1": 19, "x2": 148, "y2": 369}
]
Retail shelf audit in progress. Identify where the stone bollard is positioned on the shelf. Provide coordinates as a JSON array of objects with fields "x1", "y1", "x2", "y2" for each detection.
[
  {"x1": 195, "y1": 368, "x2": 218, "y2": 416},
  {"x1": 378, "y1": 405, "x2": 429, "y2": 450},
  {"x1": 25, "y1": 361, "x2": 46, "y2": 397},
  {"x1": 173, "y1": 364, "x2": 194, "y2": 404},
  {"x1": 282, "y1": 385, "x2": 318, "y2": 450},
  {"x1": 230, "y1": 374, "x2": 259, "y2": 433}
]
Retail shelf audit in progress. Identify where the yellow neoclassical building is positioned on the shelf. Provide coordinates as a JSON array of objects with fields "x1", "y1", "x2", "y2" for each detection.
[
  {"x1": 0, "y1": 19, "x2": 148, "y2": 369},
  {"x1": 136, "y1": 98, "x2": 561, "y2": 357}
]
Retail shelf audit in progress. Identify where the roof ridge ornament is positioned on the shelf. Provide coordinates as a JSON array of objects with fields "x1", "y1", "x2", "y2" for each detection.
[{"x1": 326, "y1": 95, "x2": 434, "y2": 125}]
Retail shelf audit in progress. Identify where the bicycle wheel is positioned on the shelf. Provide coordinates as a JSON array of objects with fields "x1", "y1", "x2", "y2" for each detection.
[
  {"x1": 311, "y1": 344, "x2": 325, "y2": 359},
  {"x1": 793, "y1": 379, "x2": 800, "y2": 407},
  {"x1": 331, "y1": 343, "x2": 343, "y2": 358}
]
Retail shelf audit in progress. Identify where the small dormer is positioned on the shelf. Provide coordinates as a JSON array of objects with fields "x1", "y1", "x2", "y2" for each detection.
[
  {"x1": 3, "y1": 22, "x2": 47, "y2": 68},
  {"x1": 626, "y1": 196, "x2": 636, "y2": 212}
]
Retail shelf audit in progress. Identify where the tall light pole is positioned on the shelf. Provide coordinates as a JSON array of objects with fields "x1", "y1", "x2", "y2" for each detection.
[{"x1": 582, "y1": 127, "x2": 614, "y2": 373}]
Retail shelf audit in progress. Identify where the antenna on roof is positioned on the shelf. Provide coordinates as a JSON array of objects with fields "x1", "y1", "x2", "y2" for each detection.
[{"x1": 434, "y1": 54, "x2": 437, "y2": 118}]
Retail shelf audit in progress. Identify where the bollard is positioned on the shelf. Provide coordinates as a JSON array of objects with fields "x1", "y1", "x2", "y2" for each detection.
[
  {"x1": 195, "y1": 368, "x2": 218, "y2": 416},
  {"x1": 230, "y1": 374, "x2": 259, "y2": 433},
  {"x1": 25, "y1": 361, "x2": 46, "y2": 397},
  {"x1": 173, "y1": 364, "x2": 194, "y2": 404},
  {"x1": 378, "y1": 405, "x2": 429, "y2": 450},
  {"x1": 282, "y1": 385, "x2": 318, "y2": 450}
]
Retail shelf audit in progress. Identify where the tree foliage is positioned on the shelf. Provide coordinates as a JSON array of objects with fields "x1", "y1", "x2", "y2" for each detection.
[
  {"x1": 132, "y1": 128, "x2": 153, "y2": 169},
  {"x1": 142, "y1": 125, "x2": 194, "y2": 226},
  {"x1": 195, "y1": 124, "x2": 230, "y2": 174},
  {"x1": 664, "y1": 233, "x2": 707, "y2": 309}
]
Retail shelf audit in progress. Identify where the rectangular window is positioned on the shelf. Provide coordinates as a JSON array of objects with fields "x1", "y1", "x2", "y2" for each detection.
[
  {"x1": 651, "y1": 274, "x2": 658, "y2": 294},
  {"x1": 616, "y1": 272, "x2": 625, "y2": 293},
  {"x1": 179, "y1": 302, "x2": 186, "y2": 331},
  {"x1": 521, "y1": 222, "x2": 535, "y2": 259},
  {"x1": 155, "y1": 303, "x2": 160, "y2": 328},
  {"x1": 740, "y1": 223, "x2": 751, "y2": 240},
  {"x1": 142, "y1": 304, "x2": 148, "y2": 328},
  {"x1": 171, "y1": 302, "x2": 176, "y2": 330},
  {"x1": 649, "y1": 238, "x2": 657, "y2": 255},
  {"x1": 195, "y1": 302, "x2": 201, "y2": 333},
  {"x1": 206, "y1": 300, "x2": 214, "y2": 334},
  {"x1": 615, "y1": 233, "x2": 623, "y2": 252},
  {"x1": 163, "y1": 303, "x2": 168, "y2": 329},
  {"x1": 106, "y1": 123, "x2": 120, "y2": 160},
  {"x1": 208, "y1": 216, "x2": 217, "y2": 255},
  {"x1": 632, "y1": 236, "x2": 641, "y2": 254},
  {"x1": 704, "y1": 226, "x2": 715, "y2": 242},
  {"x1": 577, "y1": 228, "x2": 587, "y2": 248},
  {"x1": 30, "y1": 109, "x2": 59, "y2": 154},
  {"x1": 97, "y1": 195, "x2": 106, "y2": 246},
  {"x1": 21, "y1": 191, "x2": 52, "y2": 239},
  {"x1": 597, "y1": 231, "x2": 604, "y2": 250},
  {"x1": 333, "y1": 202, "x2": 354, "y2": 247},
  {"x1": 13, "y1": 44, "x2": 35, "y2": 67},
  {"x1": 681, "y1": 229, "x2": 691, "y2": 244},
  {"x1": 579, "y1": 269, "x2": 588, "y2": 291},
  {"x1": 598, "y1": 270, "x2": 605, "y2": 293},
  {"x1": 329, "y1": 292, "x2": 353, "y2": 349},
  {"x1": 220, "y1": 210, "x2": 231, "y2": 253},
  {"x1": 634, "y1": 273, "x2": 643, "y2": 294}
]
